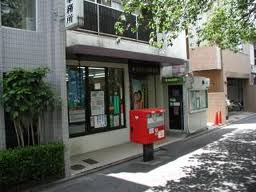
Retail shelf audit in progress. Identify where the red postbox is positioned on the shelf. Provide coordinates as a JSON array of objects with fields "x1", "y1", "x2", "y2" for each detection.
[{"x1": 130, "y1": 108, "x2": 165, "y2": 144}]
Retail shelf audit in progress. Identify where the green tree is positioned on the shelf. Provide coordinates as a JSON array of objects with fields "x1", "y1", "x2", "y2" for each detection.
[
  {"x1": 200, "y1": 0, "x2": 256, "y2": 50},
  {"x1": 117, "y1": 0, "x2": 256, "y2": 50},
  {"x1": 0, "y1": 67, "x2": 60, "y2": 147}
]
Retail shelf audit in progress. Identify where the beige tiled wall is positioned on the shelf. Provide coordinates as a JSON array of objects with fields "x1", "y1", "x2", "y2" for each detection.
[
  {"x1": 208, "y1": 92, "x2": 226, "y2": 124},
  {"x1": 222, "y1": 50, "x2": 251, "y2": 77},
  {"x1": 190, "y1": 47, "x2": 220, "y2": 71}
]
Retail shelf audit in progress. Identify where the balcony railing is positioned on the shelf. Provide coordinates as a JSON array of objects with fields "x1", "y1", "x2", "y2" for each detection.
[{"x1": 79, "y1": 0, "x2": 151, "y2": 42}]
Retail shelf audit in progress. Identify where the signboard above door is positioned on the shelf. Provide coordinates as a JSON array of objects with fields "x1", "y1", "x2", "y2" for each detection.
[
  {"x1": 161, "y1": 65, "x2": 187, "y2": 77},
  {"x1": 162, "y1": 76, "x2": 185, "y2": 84}
]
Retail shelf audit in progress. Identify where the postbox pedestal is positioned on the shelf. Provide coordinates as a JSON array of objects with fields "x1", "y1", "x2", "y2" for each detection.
[{"x1": 143, "y1": 143, "x2": 154, "y2": 162}]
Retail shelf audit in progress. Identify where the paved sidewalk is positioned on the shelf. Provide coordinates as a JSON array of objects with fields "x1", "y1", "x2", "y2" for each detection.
[
  {"x1": 35, "y1": 114, "x2": 256, "y2": 192},
  {"x1": 71, "y1": 112, "x2": 255, "y2": 176},
  {"x1": 70, "y1": 132, "x2": 186, "y2": 175},
  {"x1": 34, "y1": 128, "x2": 234, "y2": 192}
]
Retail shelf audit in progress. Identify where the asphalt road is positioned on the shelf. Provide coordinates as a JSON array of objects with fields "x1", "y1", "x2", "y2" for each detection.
[{"x1": 37, "y1": 115, "x2": 256, "y2": 192}]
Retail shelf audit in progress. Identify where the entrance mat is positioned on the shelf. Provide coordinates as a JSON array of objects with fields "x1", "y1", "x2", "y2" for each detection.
[
  {"x1": 83, "y1": 158, "x2": 99, "y2": 165},
  {"x1": 71, "y1": 164, "x2": 85, "y2": 171}
]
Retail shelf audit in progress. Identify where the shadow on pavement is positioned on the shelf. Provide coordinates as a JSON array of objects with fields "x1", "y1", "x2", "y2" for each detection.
[
  {"x1": 151, "y1": 128, "x2": 256, "y2": 192},
  {"x1": 111, "y1": 128, "x2": 236, "y2": 174}
]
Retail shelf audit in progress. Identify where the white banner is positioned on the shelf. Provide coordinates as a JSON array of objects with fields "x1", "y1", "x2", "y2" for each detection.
[{"x1": 65, "y1": 0, "x2": 79, "y2": 28}]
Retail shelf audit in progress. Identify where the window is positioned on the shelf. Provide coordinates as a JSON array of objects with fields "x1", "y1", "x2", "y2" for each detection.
[
  {"x1": 67, "y1": 66, "x2": 126, "y2": 137},
  {"x1": 190, "y1": 90, "x2": 208, "y2": 111},
  {"x1": 1, "y1": 0, "x2": 36, "y2": 30},
  {"x1": 67, "y1": 67, "x2": 86, "y2": 135},
  {"x1": 89, "y1": 67, "x2": 107, "y2": 129},
  {"x1": 108, "y1": 68, "x2": 125, "y2": 128},
  {"x1": 97, "y1": 0, "x2": 111, "y2": 6}
]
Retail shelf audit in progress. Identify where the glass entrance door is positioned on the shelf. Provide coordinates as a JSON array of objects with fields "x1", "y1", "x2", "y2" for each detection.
[{"x1": 168, "y1": 85, "x2": 184, "y2": 130}]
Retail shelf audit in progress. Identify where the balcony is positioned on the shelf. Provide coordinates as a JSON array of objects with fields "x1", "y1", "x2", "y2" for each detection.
[
  {"x1": 190, "y1": 47, "x2": 221, "y2": 71},
  {"x1": 77, "y1": 0, "x2": 151, "y2": 42}
]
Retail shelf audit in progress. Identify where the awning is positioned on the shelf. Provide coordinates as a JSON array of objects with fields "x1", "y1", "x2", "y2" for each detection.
[{"x1": 66, "y1": 45, "x2": 187, "y2": 66}]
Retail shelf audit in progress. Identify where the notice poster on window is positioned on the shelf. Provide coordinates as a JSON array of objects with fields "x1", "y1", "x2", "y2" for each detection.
[
  {"x1": 132, "y1": 79, "x2": 144, "y2": 109},
  {"x1": 121, "y1": 113, "x2": 124, "y2": 126},
  {"x1": 91, "y1": 91, "x2": 105, "y2": 116},
  {"x1": 94, "y1": 115, "x2": 107, "y2": 128},
  {"x1": 113, "y1": 95, "x2": 120, "y2": 114},
  {"x1": 113, "y1": 115, "x2": 120, "y2": 127}
]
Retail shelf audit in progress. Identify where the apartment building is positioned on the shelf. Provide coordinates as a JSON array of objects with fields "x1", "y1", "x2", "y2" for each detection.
[
  {"x1": 0, "y1": 0, "x2": 68, "y2": 171},
  {"x1": 190, "y1": 45, "x2": 256, "y2": 123}
]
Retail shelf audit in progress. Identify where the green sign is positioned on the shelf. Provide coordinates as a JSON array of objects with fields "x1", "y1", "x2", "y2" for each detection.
[{"x1": 162, "y1": 76, "x2": 185, "y2": 84}]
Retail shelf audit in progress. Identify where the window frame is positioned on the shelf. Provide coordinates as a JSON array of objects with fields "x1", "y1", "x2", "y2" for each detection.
[
  {"x1": 66, "y1": 65, "x2": 87, "y2": 136},
  {"x1": 67, "y1": 65, "x2": 126, "y2": 138},
  {"x1": 190, "y1": 90, "x2": 208, "y2": 112},
  {"x1": 0, "y1": 0, "x2": 37, "y2": 31},
  {"x1": 107, "y1": 68, "x2": 126, "y2": 128}
]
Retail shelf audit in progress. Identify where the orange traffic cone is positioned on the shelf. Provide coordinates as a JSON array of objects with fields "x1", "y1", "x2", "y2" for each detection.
[
  {"x1": 214, "y1": 112, "x2": 219, "y2": 125},
  {"x1": 218, "y1": 111, "x2": 222, "y2": 125}
]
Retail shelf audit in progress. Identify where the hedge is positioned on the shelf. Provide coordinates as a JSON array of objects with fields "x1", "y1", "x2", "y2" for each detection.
[{"x1": 0, "y1": 143, "x2": 65, "y2": 188}]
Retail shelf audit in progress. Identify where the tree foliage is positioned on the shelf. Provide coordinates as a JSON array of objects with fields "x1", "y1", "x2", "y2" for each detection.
[
  {"x1": 117, "y1": 0, "x2": 256, "y2": 50},
  {"x1": 200, "y1": 0, "x2": 256, "y2": 50},
  {"x1": 0, "y1": 67, "x2": 60, "y2": 147}
]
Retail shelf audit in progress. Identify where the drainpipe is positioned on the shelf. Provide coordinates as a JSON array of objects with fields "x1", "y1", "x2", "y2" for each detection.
[
  {"x1": 185, "y1": 28, "x2": 190, "y2": 60},
  {"x1": 184, "y1": 28, "x2": 190, "y2": 134}
]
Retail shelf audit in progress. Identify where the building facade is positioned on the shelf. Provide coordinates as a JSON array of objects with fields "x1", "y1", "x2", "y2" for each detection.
[
  {"x1": 65, "y1": 0, "x2": 209, "y2": 159},
  {"x1": 190, "y1": 45, "x2": 256, "y2": 123},
  {"x1": 0, "y1": 0, "x2": 210, "y2": 177},
  {"x1": 0, "y1": 0, "x2": 69, "y2": 173}
]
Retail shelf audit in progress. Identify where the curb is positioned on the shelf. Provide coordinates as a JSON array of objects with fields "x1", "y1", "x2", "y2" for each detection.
[{"x1": 32, "y1": 113, "x2": 256, "y2": 192}]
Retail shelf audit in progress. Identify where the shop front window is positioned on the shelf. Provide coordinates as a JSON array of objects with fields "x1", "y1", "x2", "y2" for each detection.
[
  {"x1": 1, "y1": 0, "x2": 36, "y2": 30},
  {"x1": 190, "y1": 90, "x2": 208, "y2": 111},
  {"x1": 108, "y1": 68, "x2": 125, "y2": 128},
  {"x1": 67, "y1": 67, "x2": 86, "y2": 135},
  {"x1": 67, "y1": 65, "x2": 126, "y2": 137},
  {"x1": 89, "y1": 67, "x2": 107, "y2": 129}
]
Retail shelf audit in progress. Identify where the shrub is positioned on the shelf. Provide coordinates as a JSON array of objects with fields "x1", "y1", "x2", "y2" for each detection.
[
  {"x1": 0, "y1": 142, "x2": 65, "y2": 188},
  {"x1": 0, "y1": 67, "x2": 61, "y2": 147}
]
